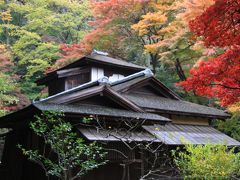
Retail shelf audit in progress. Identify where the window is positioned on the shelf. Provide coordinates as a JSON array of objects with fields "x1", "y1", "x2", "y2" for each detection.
[
  {"x1": 91, "y1": 67, "x2": 104, "y2": 81},
  {"x1": 65, "y1": 78, "x2": 79, "y2": 90},
  {"x1": 65, "y1": 73, "x2": 90, "y2": 90}
]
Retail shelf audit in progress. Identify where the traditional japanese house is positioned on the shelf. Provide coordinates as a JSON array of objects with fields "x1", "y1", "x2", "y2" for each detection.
[{"x1": 0, "y1": 52, "x2": 239, "y2": 180}]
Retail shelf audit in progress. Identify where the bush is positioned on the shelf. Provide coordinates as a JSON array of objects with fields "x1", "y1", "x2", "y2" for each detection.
[{"x1": 173, "y1": 144, "x2": 240, "y2": 179}]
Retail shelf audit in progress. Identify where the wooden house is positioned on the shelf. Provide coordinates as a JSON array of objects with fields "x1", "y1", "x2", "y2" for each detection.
[{"x1": 0, "y1": 52, "x2": 239, "y2": 180}]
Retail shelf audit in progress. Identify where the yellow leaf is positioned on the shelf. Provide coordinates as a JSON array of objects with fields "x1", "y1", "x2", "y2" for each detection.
[
  {"x1": 228, "y1": 102, "x2": 240, "y2": 113},
  {"x1": 0, "y1": 10, "x2": 12, "y2": 22}
]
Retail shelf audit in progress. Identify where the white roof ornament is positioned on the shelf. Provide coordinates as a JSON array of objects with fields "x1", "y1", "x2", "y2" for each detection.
[
  {"x1": 143, "y1": 68, "x2": 154, "y2": 77},
  {"x1": 91, "y1": 49, "x2": 109, "y2": 56},
  {"x1": 98, "y1": 76, "x2": 110, "y2": 85}
]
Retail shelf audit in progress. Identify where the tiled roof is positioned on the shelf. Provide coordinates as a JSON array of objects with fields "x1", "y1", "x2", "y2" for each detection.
[
  {"x1": 38, "y1": 69, "x2": 229, "y2": 118},
  {"x1": 123, "y1": 94, "x2": 229, "y2": 118},
  {"x1": 34, "y1": 103, "x2": 170, "y2": 122}
]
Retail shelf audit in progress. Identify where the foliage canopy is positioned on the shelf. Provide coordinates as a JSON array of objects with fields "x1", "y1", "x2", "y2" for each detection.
[{"x1": 179, "y1": 0, "x2": 240, "y2": 107}]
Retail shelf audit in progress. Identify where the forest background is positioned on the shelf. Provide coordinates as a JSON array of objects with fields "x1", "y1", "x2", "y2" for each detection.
[{"x1": 0, "y1": 0, "x2": 239, "y2": 139}]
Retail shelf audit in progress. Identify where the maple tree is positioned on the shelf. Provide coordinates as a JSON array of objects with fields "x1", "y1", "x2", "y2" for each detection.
[
  {"x1": 58, "y1": 0, "x2": 218, "y2": 100},
  {"x1": 56, "y1": 0, "x2": 155, "y2": 69},
  {"x1": 178, "y1": 0, "x2": 240, "y2": 107},
  {"x1": 131, "y1": 1, "x2": 169, "y2": 73},
  {"x1": 178, "y1": 48, "x2": 240, "y2": 106},
  {"x1": 131, "y1": 0, "x2": 214, "y2": 78},
  {"x1": 189, "y1": 0, "x2": 239, "y2": 48},
  {"x1": 60, "y1": 0, "x2": 212, "y2": 73},
  {"x1": 0, "y1": 0, "x2": 237, "y2": 111}
]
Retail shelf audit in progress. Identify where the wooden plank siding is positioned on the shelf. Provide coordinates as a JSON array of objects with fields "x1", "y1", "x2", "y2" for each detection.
[{"x1": 171, "y1": 115, "x2": 209, "y2": 126}]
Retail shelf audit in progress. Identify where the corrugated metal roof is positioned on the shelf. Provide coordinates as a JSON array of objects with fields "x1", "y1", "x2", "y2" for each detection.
[
  {"x1": 78, "y1": 127, "x2": 161, "y2": 142},
  {"x1": 143, "y1": 124, "x2": 240, "y2": 146},
  {"x1": 34, "y1": 103, "x2": 170, "y2": 122},
  {"x1": 124, "y1": 94, "x2": 229, "y2": 118}
]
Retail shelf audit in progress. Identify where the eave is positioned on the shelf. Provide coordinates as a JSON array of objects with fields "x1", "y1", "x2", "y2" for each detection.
[{"x1": 144, "y1": 108, "x2": 230, "y2": 119}]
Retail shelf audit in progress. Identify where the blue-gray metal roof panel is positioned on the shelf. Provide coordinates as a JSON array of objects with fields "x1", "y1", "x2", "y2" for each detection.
[{"x1": 143, "y1": 124, "x2": 240, "y2": 146}]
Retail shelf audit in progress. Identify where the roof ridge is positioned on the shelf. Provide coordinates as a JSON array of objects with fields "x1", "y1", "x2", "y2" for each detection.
[
  {"x1": 86, "y1": 54, "x2": 146, "y2": 69},
  {"x1": 85, "y1": 53, "x2": 147, "y2": 69},
  {"x1": 110, "y1": 68, "x2": 153, "y2": 86}
]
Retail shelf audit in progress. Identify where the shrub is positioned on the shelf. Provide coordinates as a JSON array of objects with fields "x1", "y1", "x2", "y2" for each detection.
[{"x1": 173, "y1": 144, "x2": 240, "y2": 179}]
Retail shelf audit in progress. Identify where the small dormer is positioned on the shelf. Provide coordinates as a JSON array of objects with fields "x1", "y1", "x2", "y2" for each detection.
[{"x1": 36, "y1": 51, "x2": 146, "y2": 96}]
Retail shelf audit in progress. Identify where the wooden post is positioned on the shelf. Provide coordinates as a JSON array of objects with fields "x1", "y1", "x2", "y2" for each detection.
[{"x1": 140, "y1": 149, "x2": 144, "y2": 177}]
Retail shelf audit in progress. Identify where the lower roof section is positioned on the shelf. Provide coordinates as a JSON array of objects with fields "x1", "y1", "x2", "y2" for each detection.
[
  {"x1": 78, "y1": 127, "x2": 160, "y2": 142},
  {"x1": 34, "y1": 103, "x2": 170, "y2": 122},
  {"x1": 143, "y1": 124, "x2": 240, "y2": 146}
]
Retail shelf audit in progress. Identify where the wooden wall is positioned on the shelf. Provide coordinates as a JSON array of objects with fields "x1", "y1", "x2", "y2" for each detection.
[{"x1": 171, "y1": 115, "x2": 209, "y2": 126}]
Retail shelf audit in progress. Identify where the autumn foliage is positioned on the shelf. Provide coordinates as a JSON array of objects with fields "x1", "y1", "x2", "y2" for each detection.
[
  {"x1": 56, "y1": 0, "x2": 150, "y2": 68},
  {"x1": 179, "y1": 0, "x2": 240, "y2": 107},
  {"x1": 1, "y1": 0, "x2": 238, "y2": 111},
  {"x1": 189, "y1": 0, "x2": 240, "y2": 48},
  {"x1": 178, "y1": 48, "x2": 240, "y2": 106}
]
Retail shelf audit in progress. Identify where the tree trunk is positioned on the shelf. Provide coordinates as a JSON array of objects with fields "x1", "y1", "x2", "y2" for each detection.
[
  {"x1": 63, "y1": 168, "x2": 68, "y2": 180},
  {"x1": 175, "y1": 58, "x2": 186, "y2": 81},
  {"x1": 150, "y1": 53, "x2": 158, "y2": 74}
]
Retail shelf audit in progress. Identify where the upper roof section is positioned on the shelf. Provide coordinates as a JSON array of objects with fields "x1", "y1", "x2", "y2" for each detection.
[
  {"x1": 38, "y1": 69, "x2": 180, "y2": 103},
  {"x1": 74, "y1": 54, "x2": 145, "y2": 70},
  {"x1": 36, "y1": 52, "x2": 146, "y2": 86},
  {"x1": 37, "y1": 69, "x2": 229, "y2": 119}
]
